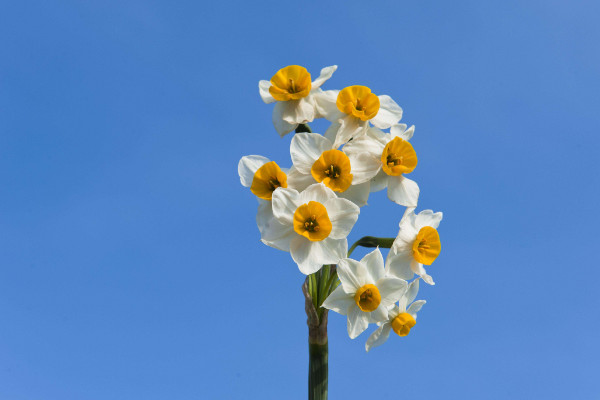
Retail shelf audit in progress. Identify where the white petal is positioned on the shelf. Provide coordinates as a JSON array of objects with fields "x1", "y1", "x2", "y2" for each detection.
[
  {"x1": 324, "y1": 197, "x2": 359, "y2": 239},
  {"x1": 369, "y1": 170, "x2": 388, "y2": 193},
  {"x1": 371, "y1": 95, "x2": 403, "y2": 129},
  {"x1": 387, "y1": 175, "x2": 420, "y2": 207},
  {"x1": 337, "y1": 257, "x2": 370, "y2": 294},
  {"x1": 281, "y1": 97, "x2": 316, "y2": 125},
  {"x1": 391, "y1": 124, "x2": 414, "y2": 141},
  {"x1": 290, "y1": 132, "x2": 332, "y2": 174},
  {"x1": 399, "y1": 207, "x2": 418, "y2": 229},
  {"x1": 376, "y1": 276, "x2": 408, "y2": 307},
  {"x1": 347, "y1": 152, "x2": 382, "y2": 184},
  {"x1": 287, "y1": 167, "x2": 315, "y2": 192},
  {"x1": 411, "y1": 260, "x2": 435, "y2": 285},
  {"x1": 271, "y1": 187, "x2": 300, "y2": 225},
  {"x1": 272, "y1": 102, "x2": 298, "y2": 137},
  {"x1": 259, "y1": 80, "x2": 276, "y2": 104},
  {"x1": 332, "y1": 115, "x2": 368, "y2": 149},
  {"x1": 366, "y1": 126, "x2": 392, "y2": 146},
  {"x1": 365, "y1": 323, "x2": 392, "y2": 352},
  {"x1": 385, "y1": 249, "x2": 415, "y2": 280},
  {"x1": 369, "y1": 304, "x2": 390, "y2": 324},
  {"x1": 290, "y1": 236, "x2": 346, "y2": 275},
  {"x1": 347, "y1": 306, "x2": 369, "y2": 339},
  {"x1": 415, "y1": 209, "x2": 443, "y2": 230},
  {"x1": 238, "y1": 155, "x2": 270, "y2": 187},
  {"x1": 360, "y1": 248, "x2": 385, "y2": 282},
  {"x1": 338, "y1": 182, "x2": 371, "y2": 207},
  {"x1": 256, "y1": 201, "x2": 295, "y2": 251},
  {"x1": 298, "y1": 182, "x2": 337, "y2": 205},
  {"x1": 322, "y1": 285, "x2": 353, "y2": 315},
  {"x1": 407, "y1": 300, "x2": 426, "y2": 317},
  {"x1": 344, "y1": 135, "x2": 385, "y2": 158},
  {"x1": 324, "y1": 121, "x2": 342, "y2": 145},
  {"x1": 391, "y1": 227, "x2": 417, "y2": 254},
  {"x1": 311, "y1": 65, "x2": 337, "y2": 89},
  {"x1": 314, "y1": 90, "x2": 342, "y2": 121},
  {"x1": 405, "y1": 278, "x2": 420, "y2": 306}
]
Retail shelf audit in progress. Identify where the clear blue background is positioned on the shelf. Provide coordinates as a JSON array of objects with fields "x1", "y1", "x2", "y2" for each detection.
[{"x1": 1, "y1": 1, "x2": 599, "y2": 399}]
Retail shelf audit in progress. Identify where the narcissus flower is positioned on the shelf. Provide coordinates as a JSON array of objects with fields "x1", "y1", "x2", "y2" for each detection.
[
  {"x1": 322, "y1": 248, "x2": 407, "y2": 339},
  {"x1": 315, "y1": 85, "x2": 403, "y2": 148},
  {"x1": 365, "y1": 278, "x2": 426, "y2": 352},
  {"x1": 386, "y1": 208, "x2": 443, "y2": 285},
  {"x1": 343, "y1": 124, "x2": 420, "y2": 207},
  {"x1": 238, "y1": 155, "x2": 289, "y2": 200},
  {"x1": 268, "y1": 183, "x2": 359, "y2": 274},
  {"x1": 259, "y1": 65, "x2": 337, "y2": 137},
  {"x1": 288, "y1": 132, "x2": 379, "y2": 207}
]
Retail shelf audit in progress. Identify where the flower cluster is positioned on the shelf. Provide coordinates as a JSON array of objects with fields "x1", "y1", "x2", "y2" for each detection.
[{"x1": 238, "y1": 65, "x2": 444, "y2": 352}]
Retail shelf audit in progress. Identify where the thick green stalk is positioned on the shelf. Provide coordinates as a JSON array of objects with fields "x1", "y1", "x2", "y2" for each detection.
[
  {"x1": 308, "y1": 341, "x2": 328, "y2": 400},
  {"x1": 304, "y1": 267, "x2": 333, "y2": 400}
]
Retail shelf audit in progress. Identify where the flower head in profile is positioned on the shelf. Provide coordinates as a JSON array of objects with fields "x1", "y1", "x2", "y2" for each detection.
[
  {"x1": 265, "y1": 183, "x2": 359, "y2": 274},
  {"x1": 288, "y1": 132, "x2": 381, "y2": 207},
  {"x1": 343, "y1": 124, "x2": 420, "y2": 207},
  {"x1": 386, "y1": 207, "x2": 443, "y2": 285},
  {"x1": 365, "y1": 278, "x2": 426, "y2": 352},
  {"x1": 238, "y1": 155, "x2": 289, "y2": 200},
  {"x1": 315, "y1": 85, "x2": 403, "y2": 148},
  {"x1": 259, "y1": 65, "x2": 337, "y2": 137},
  {"x1": 322, "y1": 248, "x2": 407, "y2": 339}
]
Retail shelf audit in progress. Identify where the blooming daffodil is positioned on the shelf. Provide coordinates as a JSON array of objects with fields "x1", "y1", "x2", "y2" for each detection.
[
  {"x1": 322, "y1": 248, "x2": 407, "y2": 339},
  {"x1": 315, "y1": 85, "x2": 403, "y2": 148},
  {"x1": 288, "y1": 132, "x2": 379, "y2": 207},
  {"x1": 343, "y1": 124, "x2": 420, "y2": 207},
  {"x1": 259, "y1": 65, "x2": 337, "y2": 137},
  {"x1": 365, "y1": 278, "x2": 426, "y2": 352},
  {"x1": 238, "y1": 155, "x2": 289, "y2": 201},
  {"x1": 386, "y1": 207, "x2": 443, "y2": 285},
  {"x1": 267, "y1": 183, "x2": 359, "y2": 274},
  {"x1": 238, "y1": 155, "x2": 302, "y2": 251}
]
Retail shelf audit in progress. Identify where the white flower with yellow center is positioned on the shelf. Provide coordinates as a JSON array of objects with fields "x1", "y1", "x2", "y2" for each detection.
[
  {"x1": 315, "y1": 85, "x2": 403, "y2": 148},
  {"x1": 268, "y1": 183, "x2": 359, "y2": 274},
  {"x1": 238, "y1": 155, "x2": 289, "y2": 201},
  {"x1": 238, "y1": 155, "x2": 302, "y2": 251},
  {"x1": 259, "y1": 65, "x2": 337, "y2": 137},
  {"x1": 343, "y1": 124, "x2": 420, "y2": 207},
  {"x1": 287, "y1": 132, "x2": 380, "y2": 207},
  {"x1": 386, "y1": 208, "x2": 443, "y2": 285},
  {"x1": 365, "y1": 278, "x2": 426, "y2": 352},
  {"x1": 322, "y1": 248, "x2": 408, "y2": 339}
]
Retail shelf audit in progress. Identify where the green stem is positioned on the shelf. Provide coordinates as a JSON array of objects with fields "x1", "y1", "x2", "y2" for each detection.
[
  {"x1": 309, "y1": 341, "x2": 328, "y2": 400},
  {"x1": 347, "y1": 236, "x2": 396, "y2": 257}
]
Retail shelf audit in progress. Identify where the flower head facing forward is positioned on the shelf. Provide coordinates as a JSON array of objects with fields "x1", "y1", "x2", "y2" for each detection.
[
  {"x1": 365, "y1": 278, "x2": 426, "y2": 352},
  {"x1": 259, "y1": 65, "x2": 337, "y2": 137},
  {"x1": 310, "y1": 149, "x2": 353, "y2": 192},
  {"x1": 288, "y1": 132, "x2": 380, "y2": 207},
  {"x1": 336, "y1": 86, "x2": 380, "y2": 121},
  {"x1": 343, "y1": 124, "x2": 420, "y2": 207},
  {"x1": 267, "y1": 183, "x2": 360, "y2": 275},
  {"x1": 386, "y1": 208, "x2": 443, "y2": 285},
  {"x1": 322, "y1": 248, "x2": 408, "y2": 339},
  {"x1": 293, "y1": 201, "x2": 332, "y2": 241},
  {"x1": 315, "y1": 85, "x2": 403, "y2": 148},
  {"x1": 380, "y1": 136, "x2": 418, "y2": 177},
  {"x1": 269, "y1": 65, "x2": 312, "y2": 101}
]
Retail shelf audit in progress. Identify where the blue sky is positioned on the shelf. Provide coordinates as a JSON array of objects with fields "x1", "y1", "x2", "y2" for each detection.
[{"x1": 1, "y1": 1, "x2": 599, "y2": 399}]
